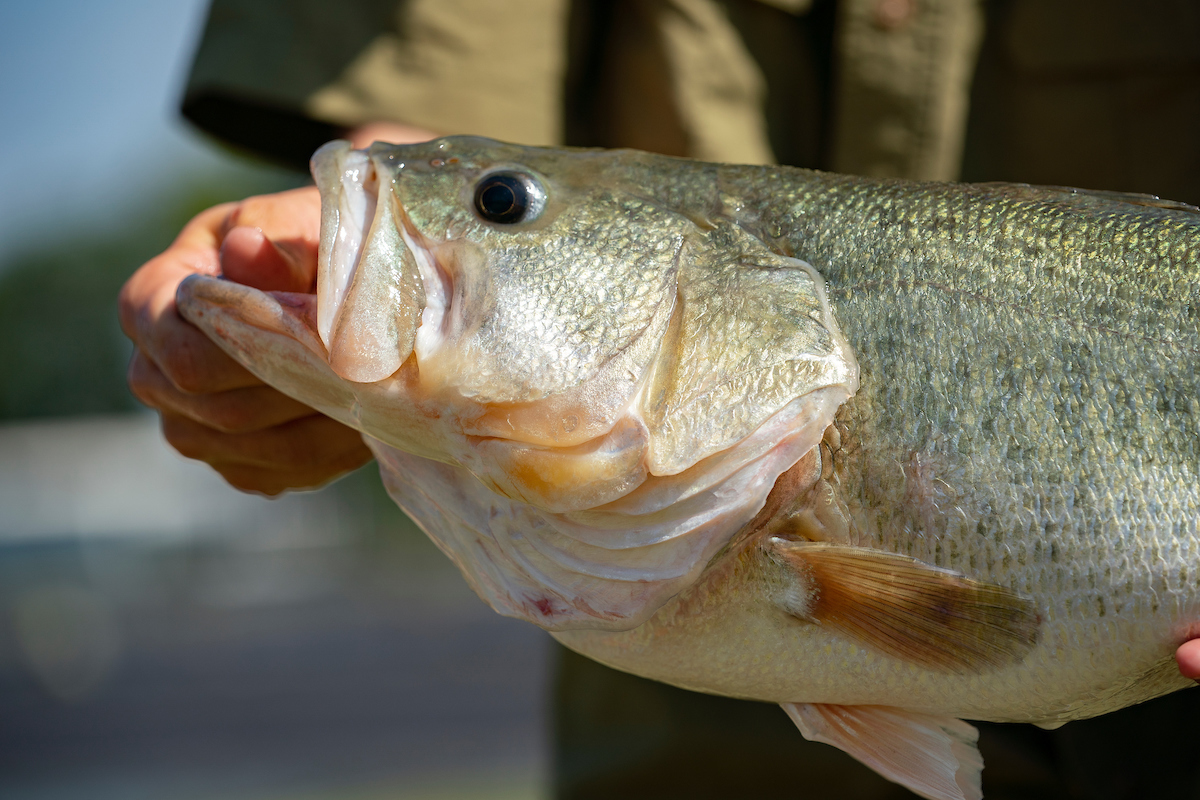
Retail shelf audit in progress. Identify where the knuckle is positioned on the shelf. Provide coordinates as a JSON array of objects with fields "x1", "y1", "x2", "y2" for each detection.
[
  {"x1": 160, "y1": 416, "x2": 207, "y2": 462},
  {"x1": 205, "y1": 405, "x2": 261, "y2": 435},
  {"x1": 126, "y1": 355, "x2": 152, "y2": 393},
  {"x1": 159, "y1": 350, "x2": 211, "y2": 395},
  {"x1": 117, "y1": 252, "x2": 174, "y2": 339},
  {"x1": 127, "y1": 355, "x2": 171, "y2": 411},
  {"x1": 127, "y1": 380, "x2": 158, "y2": 410},
  {"x1": 116, "y1": 271, "x2": 152, "y2": 341},
  {"x1": 116, "y1": 283, "x2": 137, "y2": 336},
  {"x1": 220, "y1": 467, "x2": 287, "y2": 497}
]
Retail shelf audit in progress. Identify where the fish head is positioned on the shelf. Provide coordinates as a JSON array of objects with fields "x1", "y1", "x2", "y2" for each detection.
[
  {"x1": 178, "y1": 137, "x2": 857, "y2": 630},
  {"x1": 315, "y1": 137, "x2": 691, "y2": 419}
]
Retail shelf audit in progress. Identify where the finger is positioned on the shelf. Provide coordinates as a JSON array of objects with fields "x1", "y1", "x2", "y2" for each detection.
[
  {"x1": 120, "y1": 207, "x2": 264, "y2": 394},
  {"x1": 221, "y1": 226, "x2": 314, "y2": 293},
  {"x1": 209, "y1": 461, "x2": 370, "y2": 497},
  {"x1": 222, "y1": 187, "x2": 321, "y2": 290},
  {"x1": 130, "y1": 272, "x2": 261, "y2": 394},
  {"x1": 161, "y1": 412, "x2": 371, "y2": 474},
  {"x1": 120, "y1": 189, "x2": 323, "y2": 395},
  {"x1": 1177, "y1": 638, "x2": 1200, "y2": 681},
  {"x1": 118, "y1": 202, "x2": 230, "y2": 341},
  {"x1": 129, "y1": 351, "x2": 315, "y2": 433}
]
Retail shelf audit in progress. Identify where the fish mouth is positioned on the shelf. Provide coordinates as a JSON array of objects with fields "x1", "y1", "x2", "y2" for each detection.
[
  {"x1": 315, "y1": 145, "x2": 377, "y2": 350},
  {"x1": 311, "y1": 140, "x2": 450, "y2": 383}
]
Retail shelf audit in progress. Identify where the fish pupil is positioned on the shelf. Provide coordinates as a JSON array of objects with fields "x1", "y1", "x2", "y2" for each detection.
[{"x1": 475, "y1": 174, "x2": 529, "y2": 223}]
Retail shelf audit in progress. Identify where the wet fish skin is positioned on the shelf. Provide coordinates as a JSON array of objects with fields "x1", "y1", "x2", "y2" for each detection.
[
  {"x1": 176, "y1": 138, "x2": 1200, "y2": 800},
  {"x1": 559, "y1": 171, "x2": 1200, "y2": 712}
]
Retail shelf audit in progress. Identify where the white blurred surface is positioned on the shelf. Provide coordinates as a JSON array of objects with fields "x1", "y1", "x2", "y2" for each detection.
[
  {"x1": 0, "y1": 414, "x2": 342, "y2": 544},
  {"x1": 0, "y1": 415, "x2": 550, "y2": 800}
]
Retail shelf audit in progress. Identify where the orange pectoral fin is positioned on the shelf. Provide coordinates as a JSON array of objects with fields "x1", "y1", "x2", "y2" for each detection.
[{"x1": 769, "y1": 539, "x2": 1040, "y2": 672}]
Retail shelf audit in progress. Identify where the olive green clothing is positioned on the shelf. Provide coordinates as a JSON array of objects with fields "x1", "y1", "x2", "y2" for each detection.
[
  {"x1": 185, "y1": 0, "x2": 983, "y2": 177},
  {"x1": 185, "y1": 0, "x2": 1199, "y2": 204},
  {"x1": 961, "y1": 1, "x2": 1200, "y2": 205}
]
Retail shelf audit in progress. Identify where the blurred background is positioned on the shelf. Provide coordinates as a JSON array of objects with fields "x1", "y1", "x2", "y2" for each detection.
[{"x1": 0, "y1": 3, "x2": 550, "y2": 799}]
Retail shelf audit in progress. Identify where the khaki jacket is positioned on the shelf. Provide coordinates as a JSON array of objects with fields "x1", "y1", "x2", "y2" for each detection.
[{"x1": 186, "y1": 0, "x2": 1199, "y2": 202}]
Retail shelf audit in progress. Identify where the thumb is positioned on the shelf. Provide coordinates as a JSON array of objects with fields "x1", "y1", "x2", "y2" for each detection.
[
  {"x1": 220, "y1": 226, "x2": 314, "y2": 293},
  {"x1": 1177, "y1": 638, "x2": 1200, "y2": 681}
]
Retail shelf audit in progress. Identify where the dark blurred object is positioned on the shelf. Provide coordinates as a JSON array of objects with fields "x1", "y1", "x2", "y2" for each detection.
[
  {"x1": 184, "y1": 92, "x2": 344, "y2": 173},
  {"x1": 962, "y1": 0, "x2": 1200, "y2": 205},
  {"x1": 554, "y1": 648, "x2": 1200, "y2": 800},
  {"x1": 183, "y1": 0, "x2": 396, "y2": 171}
]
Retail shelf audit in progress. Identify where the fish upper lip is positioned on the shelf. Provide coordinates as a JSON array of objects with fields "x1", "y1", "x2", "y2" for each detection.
[
  {"x1": 313, "y1": 142, "x2": 451, "y2": 374},
  {"x1": 316, "y1": 145, "x2": 377, "y2": 350}
]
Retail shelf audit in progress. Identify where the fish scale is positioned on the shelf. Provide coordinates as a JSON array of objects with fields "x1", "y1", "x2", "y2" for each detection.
[
  {"x1": 586, "y1": 167, "x2": 1200, "y2": 717},
  {"x1": 178, "y1": 138, "x2": 1200, "y2": 800}
]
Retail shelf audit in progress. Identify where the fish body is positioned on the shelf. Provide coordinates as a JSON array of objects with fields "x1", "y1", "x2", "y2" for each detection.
[
  {"x1": 177, "y1": 138, "x2": 1200, "y2": 800},
  {"x1": 564, "y1": 173, "x2": 1200, "y2": 718}
]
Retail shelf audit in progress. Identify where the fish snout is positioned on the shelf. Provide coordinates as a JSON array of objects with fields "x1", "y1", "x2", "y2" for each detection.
[{"x1": 312, "y1": 141, "x2": 430, "y2": 383}]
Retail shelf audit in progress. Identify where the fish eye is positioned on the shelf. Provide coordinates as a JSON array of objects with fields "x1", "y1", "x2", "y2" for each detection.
[{"x1": 473, "y1": 172, "x2": 544, "y2": 224}]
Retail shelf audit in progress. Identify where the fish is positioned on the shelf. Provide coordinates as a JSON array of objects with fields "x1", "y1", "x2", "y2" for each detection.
[{"x1": 176, "y1": 137, "x2": 1200, "y2": 800}]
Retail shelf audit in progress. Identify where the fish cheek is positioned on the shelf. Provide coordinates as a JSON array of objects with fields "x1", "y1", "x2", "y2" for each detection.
[
  {"x1": 638, "y1": 226, "x2": 858, "y2": 475},
  {"x1": 464, "y1": 284, "x2": 675, "y2": 447},
  {"x1": 444, "y1": 195, "x2": 680, "y2": 405}
]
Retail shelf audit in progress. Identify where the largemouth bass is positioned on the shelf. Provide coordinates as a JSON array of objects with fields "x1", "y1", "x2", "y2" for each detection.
[{"x1": 177, "y1": 138, "x2": 1200, "y2": 800}]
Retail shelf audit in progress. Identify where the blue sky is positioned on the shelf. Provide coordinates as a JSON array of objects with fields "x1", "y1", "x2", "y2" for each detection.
[{"x1": 0, "y1": 0, "x2": 286, "y2": 262}]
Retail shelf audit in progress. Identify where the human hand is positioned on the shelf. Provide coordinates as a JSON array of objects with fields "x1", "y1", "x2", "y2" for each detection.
[
  {"x1": 119, "y1": 122, "x2": 436, "y2": 496},
  {"x1": 119, "y1": 187, "x2": 373, "y2": 495},
  {"x1": 1177, "y1": 639, "x2": 1200, "y2": 681}
]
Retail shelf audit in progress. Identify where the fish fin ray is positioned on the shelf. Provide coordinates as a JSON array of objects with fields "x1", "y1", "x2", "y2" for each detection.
[
  {"x1": 971, "y1": 182, "x2": 1200, "y2": 215},
  {"x1": 770, "y1": 540, "x2": 1040, "y2": 672},
  {"x1": 781, "y1": 702, "x2": 982, "y2": 800}
]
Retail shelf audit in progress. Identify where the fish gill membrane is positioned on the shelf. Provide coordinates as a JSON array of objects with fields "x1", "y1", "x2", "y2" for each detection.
[{"x1": 177, "y1": 137, "x2": 1200, "y2": 800}]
